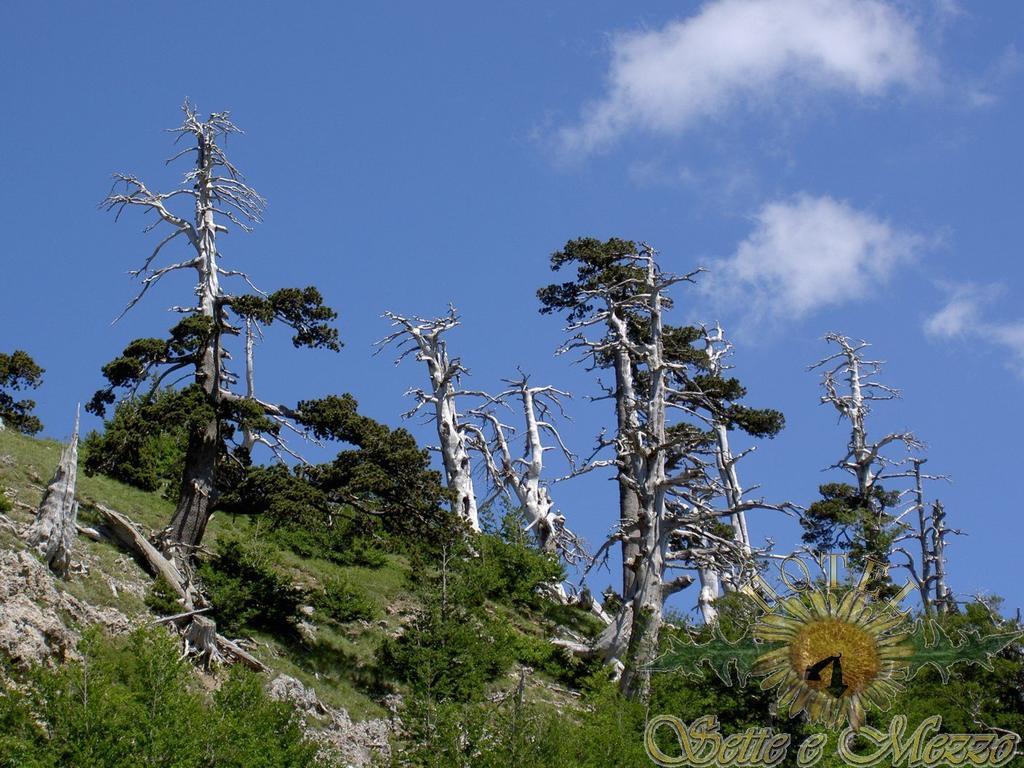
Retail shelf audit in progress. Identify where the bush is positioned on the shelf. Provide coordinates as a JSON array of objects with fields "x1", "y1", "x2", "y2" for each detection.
[
  {"x1": 394, "y1": 677, "x2": 649, "y2": 768},
  {"x1": 0, "y1": 494, "x2": 11, "y2": 515},
  {"x1": 313, "y1": 575, "x2": 377, "y2": 624},
  {"x1": 379, "y1": 513, "x2": 569, "y2": 704},
  {"x1": 199, "y1": 535, "x2": 304, "y2": 636},
  {"x1": 379, "y1": 605, "x2": 515, "y2": 703},
  {"x1": 466, "y1": 514, "x2": 564, "y2": 607},
  {"x1": 81, "y1": 388, "x2": 191, "y2": 498},
  {"x1": 143, "y1": 577, "x2": 183, "y2": 616},
  {"x1": 271, "y1": 525, "x2": 389, "y2": 569},
  {"x1": 0, "y1": 628, "x2": 317, "y2": 768},
  {"x1": 218, "y1": 463, "x2": 393, "y2": 567}
]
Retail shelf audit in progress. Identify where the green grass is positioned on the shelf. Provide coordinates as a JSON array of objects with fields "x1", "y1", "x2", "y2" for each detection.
[
  {"x1": 0, "y1": 427, "x2": 175, "y2": 531},
  {"x1": 0, "y1": 429, "x2": 398, "y2": 717},
  {"x1": 0, "y1": 427, "x2": 591, "y2": 726},
  {"x1": 0, "y1": 428, "x2": 168, "y2": 617},
  {"x1": 198, "y1": 512, "x2": 413, "y2": 718}
]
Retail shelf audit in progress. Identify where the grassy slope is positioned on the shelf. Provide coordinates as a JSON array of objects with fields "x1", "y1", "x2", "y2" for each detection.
[
  {"x1": 0, "y1": 429, "x2": 593, "y2": 722},
  {"x1": 0, "y1": 428, "x2": 400, "y2": 718}
]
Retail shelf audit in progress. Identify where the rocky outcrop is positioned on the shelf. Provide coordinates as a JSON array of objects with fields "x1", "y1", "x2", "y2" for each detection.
[
  {"x1": 269, "y1": 674, "x2": 393, "y2": 767},
  {"x1": 0, "y1": 549, "x2": 131, "y2": 667}
]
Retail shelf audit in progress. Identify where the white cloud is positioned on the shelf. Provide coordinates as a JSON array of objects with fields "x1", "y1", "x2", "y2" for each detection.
[
  {"x1": 715, "y1": 194, "x2": 922, "y2": 320},
  {"x1": 924, "y1": 284, "x2": 1024, "y2": 372},
  {"x1": 560, "y1": 0, "x2": 930, "y2": 153},
  {"x1": 923, "y1": 284, "x2": 989, "y2": 338}
]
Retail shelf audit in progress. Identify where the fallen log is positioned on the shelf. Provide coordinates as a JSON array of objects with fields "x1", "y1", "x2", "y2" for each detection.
[
  {"x1": 149, "y1": 607, "x2": 211, "y2": 626},
  {"x1": 87, "y1": 504, "x2": 268, "y2": 672},
  {"x1": 91, "y1": 503, "x2": 190, "y2": 607},
  {"x1": 76, "y1": 524, "x2": 104, "y2": 542},
  {"x1": 217, "y1": 634, "x2": 270, "y2": 672}
]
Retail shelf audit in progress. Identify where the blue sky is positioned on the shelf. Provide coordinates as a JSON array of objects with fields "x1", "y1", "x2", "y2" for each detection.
[{"x1": 1, "y1": 1, "x2": 1022, "y2": 618}]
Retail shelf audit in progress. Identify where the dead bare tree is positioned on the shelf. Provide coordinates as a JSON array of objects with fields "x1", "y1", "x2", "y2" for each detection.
[
  {"x1": 465, "y1": 373, "x2": 588, "y2": 565},
  {"x1": 25, "y1": 408, "x2": 80, "y2": 577},
  {"x1": 700, "y1": 326, "x2": 750, "y2": 555},
  {"x1": 376, "y1": 307, "x2": 480, "y2": 530},
  {"x1": 813, "y1": 334, "x2": 922, "y2": 494},
  {"x1": 559, "y1": 246, "x2": 734, "y2": 701},
  {"x1": 91, "y1": 101, "x2": 339, "y2": 559},
  {"x1": 894, "y1": 459, "x2": 959, "y2": 614},
  {"x1": 804, "y1": 334, "x2": 923, "y2": 596},
  {"x1": 684, "y1": 324, "x2": 794, "y2": 620}
]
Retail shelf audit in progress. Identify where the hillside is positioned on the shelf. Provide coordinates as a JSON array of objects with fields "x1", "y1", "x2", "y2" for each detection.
[{"x1": 0, "y1": 428, "x2": 603, "y2": 767}]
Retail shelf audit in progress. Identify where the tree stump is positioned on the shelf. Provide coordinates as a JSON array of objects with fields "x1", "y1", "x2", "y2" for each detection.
[
  {"x1": 182, "y1": 615, "x2": 220, "y2": 669},
  {"x1": 25, "y1": 408, "x2": 79, "y2": 577}
]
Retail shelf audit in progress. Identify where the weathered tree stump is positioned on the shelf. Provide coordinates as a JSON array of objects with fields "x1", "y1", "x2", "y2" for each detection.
[
  {"x1": 25, "y1": 408, "x2": 79, "y2": 577},
  {"x1": 182, "y1": 615, "x2": 220, "y2": 668}
]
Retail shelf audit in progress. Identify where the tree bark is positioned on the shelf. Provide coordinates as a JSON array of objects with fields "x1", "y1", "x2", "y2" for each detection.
[
  {"x1": 620, "y1": 513, "x2": 665, "y2": 701},
  {"x1": 613, "y1": 326, "x2": 641, "y2": 603},
  {"x1": 469, "y1": 377, "x2": 585, "y2": 564},
  {"x1": 95, "y1": 503, "x2": 191, "y2": 606},
  {"x1": 163, "y1": 117, "x2": 224, "y2": 554},
  {"x1": 182, "y1": 614, "x2": 220, "y2": 668},
  {"x1": 932, "y1": 500, "x2": 951, "y2": 613},
  {"x1": 166, "y1": 416, "x2": 219, "y2": 551},
  {"x1": 379, "y1": 311, "x2": 480, "y2": 531},
  {"x1": 697, "y1": 566, "x2": 721, "y2": 624},
  {"x1": 25, "y1": 410, "x2": 79, "y2": 577}
]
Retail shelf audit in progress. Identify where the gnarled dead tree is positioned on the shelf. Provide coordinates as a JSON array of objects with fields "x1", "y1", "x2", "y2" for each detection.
[
  {"x1": 700, "y1": 326, "x2": 750, "y2": 555},
  {"x1": 686, "y1": 325, "x2": 794, "y2": 621},
  {"x1": 560, "y1": 246, "x2": 734, "y2": 700},
  {"x1": 814, "y1": 334, "x2": 922, "y2": 495},
  {"x1": 466, "y1": 373, "x2": 587, "y2": 565},
  {"x1": 377, "y1": 308, "x2": 480, "y2": 531},
  {"x1": 90, "y1": 101, "x2": 339, "y2": 559},
  {"x1": 25, "y1": 408, "x2": 80, "y2": 576},
  {"x1": 894, "y1": 459, "x2": 959, "y2": 614},
  {"x1": 803, "y1": 334, "x2": 924, "y2": 597}
]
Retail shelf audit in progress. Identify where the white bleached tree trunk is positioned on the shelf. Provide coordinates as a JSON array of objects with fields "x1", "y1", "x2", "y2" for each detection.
[
  {"x1": 677, "y1": 326, "x2": 794, "y2": 622},
  {"x1": 811, "y1": 334, "x2": 922, "y2": 499},
  {"x1": 701, "y1": 326, "x2": 750, "y2": 555},
  {"x1": 810, "y1": 334, "x2": 926, "y2": 594},
  {"x1": 694, "y1": 326, "x2": 740, "y2": 624},
  {"x1": 25, "y1": 408, "x2": 80, "y2": 577},
  {"x1": 467, "y1": 373, "x2": 587, "y2": 565},
  {"x1": 561, "y1": 247, "x2": 715, "y2": 701},
  {"x1": 931, "y1": 500, "x2": 954, "y2": 613},
  {"x1": 696, "y1": 567, "x2": 721, "y2": 624},
  {"x1": 894, "y1": 458, "x2": 959, "y2": 615},
  {"x1": 378, "y1": 308, "x2": 480, "y2": 531}
]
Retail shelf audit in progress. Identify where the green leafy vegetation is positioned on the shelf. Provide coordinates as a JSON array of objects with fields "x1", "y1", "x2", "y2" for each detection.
[
  {"x1": 198, "y1": 534, "x2": 306, "y2": 636},
  {"x1": 0, "y1": 349, "x2": 44, "y2": 435},
  {"x1": 81, "y1": 388, "x2": 190, "y2": 499},
  {"x1": 0, "y1": 629, "x2": 316, "y2": 768},
  {"x1": 313, "y1": 574, "x2": 378, "y2": 624},
  {"x1": 2, "y1": 393, "x2": 1023, "y2": 768}
]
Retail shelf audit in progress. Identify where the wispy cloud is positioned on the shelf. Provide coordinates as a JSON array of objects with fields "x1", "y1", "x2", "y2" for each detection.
[
  {"x1": 963, "y1": 44, "x2": 1022, "y2": 108},
  {"x1": 924, "y1": 283, "x2": 1024, "y2": 373},
  {"x1": 923, "y1": 283, "x2": 991, "y2": 337},
  {"x1": 712, "y1": 194, "x2": 923, "y2": 321},
  {"x1": 559, "y1": 0, "x2": 931, "y2": 154}
]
